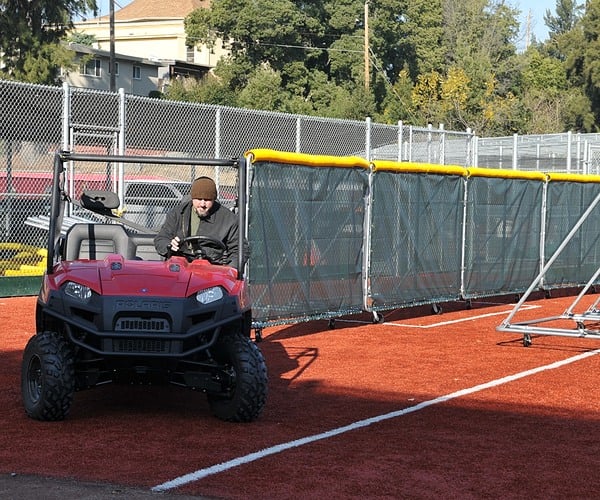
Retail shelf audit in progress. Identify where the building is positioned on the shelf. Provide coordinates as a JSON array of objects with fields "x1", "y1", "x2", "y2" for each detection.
[
  {"x1": 63, "y1": 42, "x2": 210, "y2": 96},
  {"x1": 73, "y1": 0, "x2": 226, "y2": 69},
  {"x1": 64, "y1": 42, "x2": 162, "y2": 95}
]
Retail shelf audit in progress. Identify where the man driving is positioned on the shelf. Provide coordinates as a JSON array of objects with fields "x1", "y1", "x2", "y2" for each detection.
[{"x1": 154, "y1": 176, "x2": 245, "y2": 266}]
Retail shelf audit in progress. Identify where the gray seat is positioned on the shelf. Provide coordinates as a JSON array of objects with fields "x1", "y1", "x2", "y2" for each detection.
[
  {"x1": 130, "y1": 233, "x2": 163, "y2": 260},
  {"x1": 64, "y1": 224, "x2": 134, "y2": 260}
]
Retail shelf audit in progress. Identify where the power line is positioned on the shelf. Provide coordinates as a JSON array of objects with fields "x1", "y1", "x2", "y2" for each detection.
[{"x1": 255, "y1": 42, "x2": 362, "y2": 54}]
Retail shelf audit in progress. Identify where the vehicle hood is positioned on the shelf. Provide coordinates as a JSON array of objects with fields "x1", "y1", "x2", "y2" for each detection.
[{"x1": 49, "y1": 255, "x2": 241, "y2": 297}]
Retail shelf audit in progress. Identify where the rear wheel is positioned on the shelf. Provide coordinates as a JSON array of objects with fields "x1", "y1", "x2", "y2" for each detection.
[
  {"x1": 21, "y1": 331, "x2": 75, "y2": 421},
  {"x1": 207, "y1": 333, "x2": 268, "y2": 422}
]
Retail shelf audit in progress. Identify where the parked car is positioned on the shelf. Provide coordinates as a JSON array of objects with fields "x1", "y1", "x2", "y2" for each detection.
[{"x1": 122, "y1": 180, "x2": 186, "y2": 229}]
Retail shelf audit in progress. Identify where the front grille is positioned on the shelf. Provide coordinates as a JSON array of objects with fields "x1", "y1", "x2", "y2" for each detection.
[
  {"x1": 113, "y1": 339, "x2": 170, "y2": 353},
  {"x1": 115, "y1": 317, "x2": 170, "y2": 333}
]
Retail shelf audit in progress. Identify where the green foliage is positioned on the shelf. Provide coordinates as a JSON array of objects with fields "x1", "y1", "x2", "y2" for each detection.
[
  {"x1": 522, "y1": 49, "x2": 568, "y2": 92},
  {"x1": 545, "y1": 0, "x2": 583, "y2": 37},
  {"x1": 237, "y1": 66, "x2": 288, "y2": 111},
  {"x1": 163, "y1": 73, "x2": 237, "y2": 106},
  {"x1": 68, "y1": 31, "x2": 97, "y2": 46},
  {"x1": 179, "y1": 0, "x2": 543, "y2": 134},
  {"x1": 0, "y1": 0, "x2": 97, "y2": 84},
  {"x1": 7, "y1": 0, "x2": 600, "y2": 135},
  {"x1": 379, "y1": 69, "x2": 416, "y2": 123}
]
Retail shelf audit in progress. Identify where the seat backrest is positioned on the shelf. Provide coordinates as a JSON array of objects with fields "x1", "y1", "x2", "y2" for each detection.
[
  {"x1": 129, "y1": 233, "x2": 163, "y2": 261},
  {"x1": 64, "y1": 223, "x2": 134, "y2": 260}
]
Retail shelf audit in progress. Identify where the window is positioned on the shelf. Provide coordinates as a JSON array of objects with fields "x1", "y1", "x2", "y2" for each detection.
[
  {"x1": 108, "y1": 61, "x2": 119, "y2": 76},
  {"x1": 186, "y1": 45, "x2": 194, "y2": 63},
  {"x1": 133, "y1": 65, "x2": 141, "y2": 80},
  {"x1": 80, "y1": 59, "x2": 101, "y2": 77}
]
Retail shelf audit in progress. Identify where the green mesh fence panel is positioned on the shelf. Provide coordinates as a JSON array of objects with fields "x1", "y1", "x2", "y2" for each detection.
[
  {"x1": 544, "y1": 181, "x2": 600, "y2": 288},
  {"x1": 463, "y1": 177, "x2": 542, "y2": 296},
  {"x1": 369, "y1": 172, "x2": 463, "y2": 308},
  {"x1": 248, "y1": 161, "x2": 367, "y2": 323}
]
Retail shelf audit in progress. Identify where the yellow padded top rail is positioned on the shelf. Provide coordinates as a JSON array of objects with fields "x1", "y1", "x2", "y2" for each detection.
[
  {"x1": 466, "y1": 166, "x2": 547, "y2": 181},
  {"x1": 246, "y1": 150, "x2": 600, "y2": 183},
  {"x1": 245, "y1": 148, "x2": 370, "y2": 169},
  {"x1": 372, "y1": 160, "x2": 467, "y2": 176},
  {"x1": 546, "y1": 172, "x2": 600, "y2": 183},
  {"x1": 374, "y1": 161, "x2": 547, "y2": 180}
]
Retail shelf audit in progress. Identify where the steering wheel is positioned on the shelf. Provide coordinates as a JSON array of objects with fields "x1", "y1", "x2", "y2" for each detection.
[{"x1": 179, "y1": 235, "x2": 227, "y2": 263}]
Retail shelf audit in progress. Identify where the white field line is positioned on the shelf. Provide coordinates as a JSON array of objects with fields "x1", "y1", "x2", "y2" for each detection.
[
  {"x1": 151, "y1": 346, "x2": 600, "y2": 493},
  {"x1": 386, "y1": 304, "x2": 540, "y2": 329}
]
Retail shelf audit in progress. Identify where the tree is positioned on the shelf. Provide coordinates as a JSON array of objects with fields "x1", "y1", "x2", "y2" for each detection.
[
  {"x1": 380, "y1": 68, "x2": 416, "y2": 123},
  {"x1": 544, "y1": 0, "x2": 583, "y2": 37},
  {"x1": 185, "y1": 0, "x2": 325, "y2": 75},
  {"x1": 0, "y1": 0, "x2": 97, "y2": 84},
  {"x1": 164, "y1": 73, "x2": 237, "y2": 107},
  {"x1": 522, "y1": 2, "x2": 593, "y2": 133},
  {"x1": 411, "y1": 71, "x2": 444, "y2": 125},
  {"x1": 580, "y1": 0, "x2": 600, "y2": 128},
  {"x1": 372, "y1": 0, "x2": 445, "y2": 79},
  {"x1": 237, "y1": 66, "x2": 289, "y2": 111},
  {"x1": 542, "y1": 0, "x2": 584, "y2": 65},
  {"x1": 68, "y1": 31, "x2": 97, "y2": 46},
  {"x1": 182, "y1": 0, "x2": 577, "y2": 134}
]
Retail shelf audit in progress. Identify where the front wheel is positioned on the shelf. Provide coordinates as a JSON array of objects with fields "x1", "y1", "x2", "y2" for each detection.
[
  {"x1": 207, "y1": 333, "x2": 268, "y2": 422},
  {"x1": 21, "y1": 331, "x2": 75, "y2": 421}
]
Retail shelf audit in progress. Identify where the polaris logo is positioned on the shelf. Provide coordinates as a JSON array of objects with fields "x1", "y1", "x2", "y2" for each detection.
[{"x1": 115, "y1": 300, "x2": 170, "y2": 311}]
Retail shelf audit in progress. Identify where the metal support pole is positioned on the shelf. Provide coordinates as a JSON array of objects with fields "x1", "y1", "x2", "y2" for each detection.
[
  {"x1": 365, "y1": 117, "x2": 371, "y2": 162},
  {"x1": 364, "y1": 1, "x2": 369, "y2": 90},
  {"x1": 109, "y1": 0, "x2": 116, "y2": 92}
]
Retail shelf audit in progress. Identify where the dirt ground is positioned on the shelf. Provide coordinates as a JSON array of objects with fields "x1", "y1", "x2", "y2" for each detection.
[
  {"x1": 3, "y1": 295, "x2": 600, "y2": 499},
  {"x1": 0, "y1": 473, "x2": 207, "y2": 499}
]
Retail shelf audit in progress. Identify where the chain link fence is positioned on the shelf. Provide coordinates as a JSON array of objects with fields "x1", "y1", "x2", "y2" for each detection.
[
  {"x1": 476, "y1": 132, "x2": 600, "y2": 173},
  {"x1": 4, "y1": 80, "x2": 600, "y2": 321},
  {"x1": 0, "y1": 80, "x2": 475, "y2": 270}
]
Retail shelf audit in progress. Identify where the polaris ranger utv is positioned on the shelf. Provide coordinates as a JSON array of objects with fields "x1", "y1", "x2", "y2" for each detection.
[{"x1": 21, "y1": 152, "x2": 267, "y2": 422}]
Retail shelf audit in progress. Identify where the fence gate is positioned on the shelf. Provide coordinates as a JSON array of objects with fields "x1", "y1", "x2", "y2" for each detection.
[
  {"x1": 64, "y1": 86, "x2": 125, "y2": 214},
  {"x1": 586, "y1": 144, "x2": 600, "y2": 175}
]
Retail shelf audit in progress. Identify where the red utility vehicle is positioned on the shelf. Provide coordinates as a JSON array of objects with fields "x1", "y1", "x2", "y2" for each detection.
[{"x1": 20, "y1": 152, "x2": 267, "y2": 422}]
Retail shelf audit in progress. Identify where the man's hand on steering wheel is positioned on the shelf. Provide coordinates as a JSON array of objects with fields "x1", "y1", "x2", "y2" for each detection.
[{"x1": 177, "y1": 235, "x2": 228, "y2": 264}]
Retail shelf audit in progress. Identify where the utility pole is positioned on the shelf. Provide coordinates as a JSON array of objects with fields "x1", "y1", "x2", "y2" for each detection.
[
  {"x1": 109, "y1": 0, "x2": 116, "y2": 92},
  {"x1": 364, "y1": 1, "x2": 369, "y2": 90}
]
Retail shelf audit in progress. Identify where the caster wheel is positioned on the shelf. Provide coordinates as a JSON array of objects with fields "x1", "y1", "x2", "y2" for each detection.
[
  {"x1": 523, "y1": 334, "x2": 532, "y2": 347},
  {"x1": 372, "y1": 312, "x2": 384, "y2": 324},
  {"x1": 254, "y1": 329, "x2": 263, "y2": 343},
  {"x1": 328, "y1": 318, "x2": 336, "y2": 329},
  {"x1": 431, "y1": 303, "x2": 442, "y2": 315}
]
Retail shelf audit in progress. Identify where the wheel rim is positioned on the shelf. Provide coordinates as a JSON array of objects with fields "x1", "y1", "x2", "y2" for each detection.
[{"x1": 26, "y1": 355, "x2": 43, "y2": 404}]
